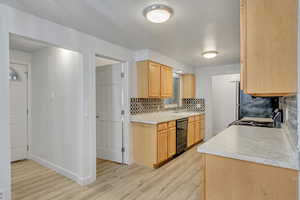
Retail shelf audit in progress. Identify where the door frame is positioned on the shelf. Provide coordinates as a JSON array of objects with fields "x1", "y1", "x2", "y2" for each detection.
[
  {"x1": 9, "y1": 60, "x2": 32, "y2": 161},
  {"x1": 89, "y1": 52, "x2": 130, "y2": 181},
  {"x1": 95, "y1": 61, "x2": 125, "y2": 163}
]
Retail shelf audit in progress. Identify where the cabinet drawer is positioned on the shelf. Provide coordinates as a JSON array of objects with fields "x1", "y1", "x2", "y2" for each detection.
[
  {"x1": 195, "y1": 115, "x2": 201, "y2": 121},
  {"x1": 168, "y1": 121, "x2": 176, "y2": 128},
  {"x1": 157, "y1": 123, "x2": 168, "y2": 131},
  {"x1": 189, "y1": 116, "x2": 195, "y2": 122}
]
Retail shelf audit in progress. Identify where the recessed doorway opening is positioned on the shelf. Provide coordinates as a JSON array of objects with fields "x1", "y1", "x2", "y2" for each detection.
[{"x1": 95, "y1": 55, "x2": 127, "y2": 169}]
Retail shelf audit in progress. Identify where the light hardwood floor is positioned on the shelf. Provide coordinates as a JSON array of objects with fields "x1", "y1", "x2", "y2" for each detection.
[{"x1": 12, "y1": 146, "x2": 202, "y2": 200}]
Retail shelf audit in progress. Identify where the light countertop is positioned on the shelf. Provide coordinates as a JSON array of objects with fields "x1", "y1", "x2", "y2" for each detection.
[
  {"x1": 131, "y1": 111, "x2": 205, "y2": 124},
  {"x1": 197, "y1": 125, "x2": 299, "y2": 170},
  {"x1": 241, "y1": 117, "x2": 273, "y2": 123}
]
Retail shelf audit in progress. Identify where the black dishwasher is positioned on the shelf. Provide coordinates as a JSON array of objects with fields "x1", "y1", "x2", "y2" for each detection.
[{"x1": 176, "y1": 118, "x2": 188, "y2": 155}]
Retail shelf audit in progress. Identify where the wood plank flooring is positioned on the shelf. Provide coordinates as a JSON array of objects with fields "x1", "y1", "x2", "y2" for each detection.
[{"x1": 12, "y1": 146, "x2": 203, "y2": 200}]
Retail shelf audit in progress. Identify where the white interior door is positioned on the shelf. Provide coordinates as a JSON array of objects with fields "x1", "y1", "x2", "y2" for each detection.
[
  {"x1": 96, "y1": 63, "x2": 123, "y2": 163},
  {"x1": 211, "y1": 74, "x2": 240, "y2": 136},
  {"x1": 10, "y1": 63, "x2": 28, "y2": 162}
]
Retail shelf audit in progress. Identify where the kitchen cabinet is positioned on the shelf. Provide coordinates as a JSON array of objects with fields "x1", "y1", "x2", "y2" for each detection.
[
  {"x1": 157, "y1": 129, "x2": 168, "y2": 163},
  {"x1": 161, "y1": 66, "x2": 173, "y2": 98},
  {"x1": 240, "y1": 0, "x2": 297, "y2": 96},
  {"x1": 148, "y1": 62, "x2": 161, "y2": 97},
  {"x1": 137, "y1": 60, "x2": 173, "y2": 98},
  {"x1": 167, "y1": 127, "x2": 176, "y2": 157},
  {"x1": 182, "y1": 74, "x2": 196, "y2": 98},
  {"x1": 188, "y1": 115, "x2": 205, "y2": 147},
  {"x1": 195, "y1": 119, "x2": 201, "y2": 142},
  {"x1": 132, "y1": 120, "x2": 177, "y2": 168},
  {"x1": 200, "y1": 154, "x2": 297, "y2": 200},
  {"x1": 187, "y1": 117, "x2": 195, "y2": 147}
]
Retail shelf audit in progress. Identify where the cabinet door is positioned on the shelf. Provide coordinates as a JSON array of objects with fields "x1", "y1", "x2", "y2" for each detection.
[
  {"x1": 157, "y1": 130, "x2": 168, "y2": 163},
  {"x1": 182, "y1": 74, "x2": 196, "y2": 98},
  {"x1": 194, "y1": 120, "x2": 201, "y2": 143},
  {"x1": 240, "y1": 0, "x2": 246, "y2": 90},
  {"x1": 187, "y1": 122, "x2": 195, "y2": 147},
  {"x1": 161, "y1": 66, "x2": 173, "y2": 98},
  {"x1": 244, "y1": 0, "x2": 297, "y2": 95},
  {"x1": 168, "y1": 127, "x2": 176, "y2": 158},
  {"x1": 148, "y1": 62, "x2": 161, "y2": 98}
]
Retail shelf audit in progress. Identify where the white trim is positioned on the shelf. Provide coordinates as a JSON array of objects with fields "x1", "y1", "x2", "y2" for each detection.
[
  {"x1": 28, "y1": 153, "x2": 88, "y2": 185},
  {"x1": 90, "y1": 53, "x2": 131, "y2": 183},
  {"x1": 9, "y1": 61, "x2": 31, "y2": 162}
]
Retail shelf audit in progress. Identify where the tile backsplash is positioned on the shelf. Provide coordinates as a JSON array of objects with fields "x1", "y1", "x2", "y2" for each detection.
[
  {"x1": 130, "y1": 98, "x2": 205, "y2": 115},
  {"x1": 182, "y1": 98, "x2": 206, "y2": 112},
  {"x1": 130, "y1": 98, "x2": 163, "y2": 115},
  {"x1": 281, "y1": 96, "x2": 298, "y2": 148}
]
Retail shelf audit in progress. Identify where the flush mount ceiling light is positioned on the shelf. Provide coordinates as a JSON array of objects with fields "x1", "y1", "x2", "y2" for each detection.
[
  {"x1": 143, "y1": 4, "x2": 174, "y2": 23},
  {"x1": 175, "y1": 70, "x2": 183, "y2": 74},
  {"x1": 202, "y1": 51, "x2": 219, "y2": 59}
]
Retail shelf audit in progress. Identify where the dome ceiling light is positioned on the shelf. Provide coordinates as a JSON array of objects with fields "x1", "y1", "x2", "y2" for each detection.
[
  {"x1": 202, "y1": 51, "x2": 219, "y2": 59},
  {"x1": 143, "y1": 4, "x2": 174, "y2": 23}
]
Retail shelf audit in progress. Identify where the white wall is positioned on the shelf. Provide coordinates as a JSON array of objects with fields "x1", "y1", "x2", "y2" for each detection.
[
  {"x1": 29, "y1": 47, "x2": 83, "y2": 181},
  {"x1": 195, "y1": 64, "x2": 240, "y2": 139}
]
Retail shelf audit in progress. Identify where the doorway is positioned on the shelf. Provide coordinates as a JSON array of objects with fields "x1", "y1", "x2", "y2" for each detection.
[
  {"x1": 211, "y1": 74, "x2": 240, "y2": 135},
  {"x1": 95, "y1": 55, "x2": 125, "y2": 164},
  {"x1": 9, "y1": 62, "x2": 29, "y2": 162}
]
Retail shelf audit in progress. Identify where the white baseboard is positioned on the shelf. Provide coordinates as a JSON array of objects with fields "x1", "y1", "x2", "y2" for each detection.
[
  {"x1": 28, "y1": 153, "x2": 91, "y2": 186},
  {"x1": 77, "y1": 175, "x2": 96, "y2": 185}
]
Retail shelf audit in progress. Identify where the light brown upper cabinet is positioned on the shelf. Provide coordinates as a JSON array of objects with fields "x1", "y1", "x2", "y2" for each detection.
[
  {"x1": 240, "y1": 0, "x2": 297, "y2": 96},
  {"x1": 182, "y1": 74, "x2": 196, "y2": 98},
  {"x1": 161, "y1": 66, "x2": 173, "y2": 98},
  {"x1": 137, "y1": 60, "x2": 173, "y2": 98}
]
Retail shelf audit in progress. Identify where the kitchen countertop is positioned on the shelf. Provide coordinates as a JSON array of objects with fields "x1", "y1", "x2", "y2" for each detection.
[
  {"x1": 241, "y1": 117, "x2": 273, "y2": 123},
  {"x1": 131, "y1": 111, "x2": 205, "y2": 124},
  {"x1": 197, "y1": 125, "x2": 299, "y2": 170}
]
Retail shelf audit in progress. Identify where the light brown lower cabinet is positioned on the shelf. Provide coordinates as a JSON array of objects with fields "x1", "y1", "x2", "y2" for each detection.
[
  {"x1": 200, "y1": 154, "x2": 298, "y2": 200},
  {"x1": 188, "y1": 115, "x2": 205, "y2": 148},
  {"x1": 168, "y1": 127, "x2": 176, "y2": 157},
  {"x1": 187, "y1": 120, "x2": 195, "y2": 147},
  {"x1": 132, "y1": 121, "x2": 177, "y2": 168},
  {"x1": 157, "y1": 129, "x2": 168, "y2": 163}
]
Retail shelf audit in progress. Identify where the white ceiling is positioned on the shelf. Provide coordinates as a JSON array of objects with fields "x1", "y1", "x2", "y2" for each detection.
[{"x1": 1, "y1": 0, "x2": 240, "y2": 67}]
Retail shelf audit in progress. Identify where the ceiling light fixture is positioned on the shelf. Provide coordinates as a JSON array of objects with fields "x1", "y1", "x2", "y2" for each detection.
[
  {"x1": 202, "y1": 51, "x2": 219, "y2": 59},
  {"x1": 175, "y1": 70, "x2": 183, "y2": 74},
  {"x1": 143, "y1": 4, "x2": 174, "y2": 23}
]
